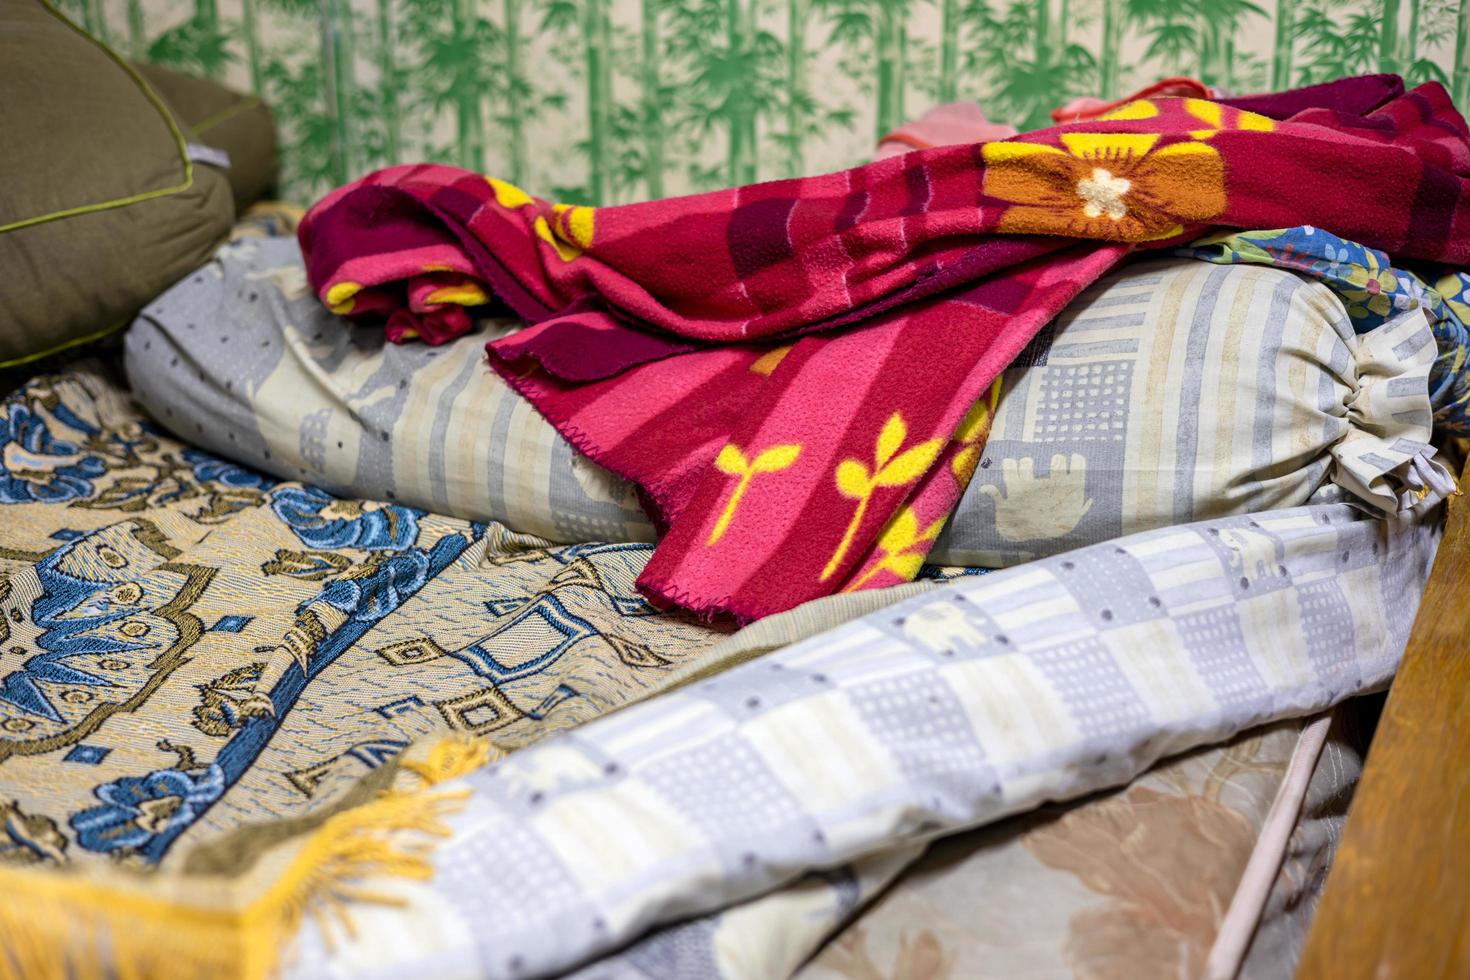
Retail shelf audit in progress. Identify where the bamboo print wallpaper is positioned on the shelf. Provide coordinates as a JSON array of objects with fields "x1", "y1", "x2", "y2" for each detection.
[{"x1": 58, "y1": 0, "x2": 1470, "y2": 203}]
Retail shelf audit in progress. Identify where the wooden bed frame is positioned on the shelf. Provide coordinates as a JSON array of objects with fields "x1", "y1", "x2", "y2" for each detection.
[{"x1": 1299, "y1": 460, "x2": 1469, "y2": 977}]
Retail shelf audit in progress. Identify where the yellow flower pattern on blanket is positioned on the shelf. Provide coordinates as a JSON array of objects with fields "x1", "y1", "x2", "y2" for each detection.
[
  {"x1": 486, "y1": 176, "x2": 535, "y2": 209},
  {"x1": 324, "y1": 281, "x2": 362, "y2": 315},
  {"x1": 537, "y1": 203, "x2": 596, "y2": 261},
  {"x1": 981, "y1": 454, "x2": 1094, "y2": 543},
  {"x1": 750, "y1": 345, "x2": 793, "y2": 377},
  {"x1": 823, "y1": 413, "x2": 943, "y2": 581},
  {"x1": 950, "y1": 377, "x2": 1003, "y2": 486},
  {"x1": 327, "y1": 178, "x2": 596, "y2": 314},
  {"x1": 706, "y1": 442, "x2": 802, "y2": 545},
  {"x1": 845, "y1": 506, "x2": 947, "y2": 591},
  {"x1": 1180, "y1": 98, "x2": 1276, "y2": 139},
  {"x1": 983, "y1": 132, "x2": 1224, "y2": 241},
  {"x1": 487, "y1": 176, "x2": 596, "y2": 262}
]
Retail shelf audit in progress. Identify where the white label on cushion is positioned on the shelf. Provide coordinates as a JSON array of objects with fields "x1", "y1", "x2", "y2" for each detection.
[{"x1": 185, "y1": 142, "x2": 232, "y2": 170}]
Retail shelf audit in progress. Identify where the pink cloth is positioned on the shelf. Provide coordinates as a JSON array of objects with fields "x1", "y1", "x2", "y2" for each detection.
[{"x1": 876, "y1": 102, "x2": 1019, "y2": 158}]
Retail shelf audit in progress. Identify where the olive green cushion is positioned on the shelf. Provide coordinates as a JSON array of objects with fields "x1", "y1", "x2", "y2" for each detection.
[
  {"x1": 0, "y1": 0, "x2": 233, "y2": 368},
  {"x1": 133, "y1": 62, "x2": 280, "y2": 213}
]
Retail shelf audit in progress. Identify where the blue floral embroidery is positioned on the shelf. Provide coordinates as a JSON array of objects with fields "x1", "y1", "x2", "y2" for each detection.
[
  {"x1": 307, "y1": 549, "x2": 432, "y2": 622},
  {"x1": 0, "y1": 652, "x2": 117, "y2": 723},
  {"x1": 70, "y1": 763, "x2": 226, "y2": 853},
  {"x1": 0, "y1": 540, "x2": 196, "y2": 727},
  {"x1": 0, "y1": 402, "x2": 107, "y2": 504},
  {"x1": 270, "y1": 485, "x2": 420, "y2": 550},
  {"x1": 184, "y1": 450, "x2": 276, "y2": 491}
]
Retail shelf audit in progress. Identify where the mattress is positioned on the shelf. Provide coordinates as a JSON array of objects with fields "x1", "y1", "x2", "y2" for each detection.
[{"x1": 0, "y1": 361, "x2": 1438, "y2": 977}]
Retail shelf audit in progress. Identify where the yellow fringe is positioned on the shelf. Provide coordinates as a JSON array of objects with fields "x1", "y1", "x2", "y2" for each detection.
[
  {"x1": 0, "y1": 735, "x2": 503, "y2": 980},
  {"x1": 398, "y1": 733, "x2": 501, "y2": 787}
]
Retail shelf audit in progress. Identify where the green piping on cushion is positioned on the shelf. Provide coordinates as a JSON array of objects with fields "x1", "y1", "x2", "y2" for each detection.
[
  {"x1": 190, "y1": 94, "x2": 266, "y2": 136},
  {"x1": 0, "y1": 315, "x2": 129, "y2": 370},
  {"x1": 0, "y1": 0, "x2": 195, "y2": 236}
]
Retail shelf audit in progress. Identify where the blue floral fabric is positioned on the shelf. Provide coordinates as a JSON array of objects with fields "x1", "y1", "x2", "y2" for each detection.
[
  {"x1": 271, "y1": 485, "x2": 421, "y2": 551},
  {"x1": 0, "y1": 367, "x2": 721, "y2": 871},
  {"x1": 184, "y1": 450, "x2": 277, "y2": 491},
  {"x1": 70, "y1": 763, "x2": 227, "y2": 854},
  {"x1": 1179, "y1": 226, "x2": 1470, "y2": 435},
  {"x1": 0, "y1": 401, "x2": 107, "y2": 503},
  {"x1": 306, "y1": 549, "x2": 434, "y2": 623}
]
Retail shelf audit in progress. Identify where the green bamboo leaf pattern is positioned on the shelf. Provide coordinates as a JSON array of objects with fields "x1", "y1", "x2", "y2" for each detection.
[
  {"x1": 1382, "y1": 0, "x2": 1401, "y2": 72},
  {"x1": 637, "y1": 0, "x2": 662, "y2": 194},
  {"x1": 1271, "y1": 0, "x2": 1294, "y2": 87},
  {"x1": 30, "y1": 0, "x2": 1451, "y2": 204},
  {"x1": 376, "y1": 0, "x2": 401, "y2": 163},
  {"x1": 1099, "y1": 0, "x2": 1124, "y2": 97},
  {"x1": 1458, "y1": 0, "x2": 1470, "y2": 105}
]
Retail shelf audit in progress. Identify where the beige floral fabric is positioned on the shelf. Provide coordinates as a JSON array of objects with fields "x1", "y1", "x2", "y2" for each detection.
[
  {"x1": 799, "y1": 703, "x2": 1373, "y2": 980},
  {"x1": 1236, "y1": 703, "x2": 1375, "y2": 979}
]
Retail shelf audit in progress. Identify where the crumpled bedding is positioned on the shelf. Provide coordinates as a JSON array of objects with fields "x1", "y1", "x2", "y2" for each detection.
[
  {"x1": 0, "y1": 363, "x2": 964, "y2": 980},
  {"x1": 795, "y1": 705, "x2": 1371, "y2": 980},
  {"x1": 128, "y1": 237, "x2": 1450, "y2": 571},
  {"x1": 277, "y1": 493, "x2": 1437, "y2": 979},
  {"x1": 554, "y1": 706, "x2": 1366, "y2": 980},
  {"x1": 0, "y1": 362, "x2": 1443, "y2": 978},
  {"x1": 298, "y1": 77, "x2": 1470, "y2": 621}
]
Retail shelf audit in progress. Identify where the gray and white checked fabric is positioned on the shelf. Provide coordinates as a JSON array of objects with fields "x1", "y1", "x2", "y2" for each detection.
[
  {"x1": 283, "y1": 500, "x2": 1439, "y2": 980},
  {"x1": 125, "y1": 240, "x2": 1450, "y2": 568},
  {"x1": 936, "y1": 260, "x2": 1449, "y2": 566},
  {"x1": 125, "y1": 236, "x2": 656, "y2": 546},
  {"x1": 563, "y1": 844, "x2": 920, "y2": 980}
]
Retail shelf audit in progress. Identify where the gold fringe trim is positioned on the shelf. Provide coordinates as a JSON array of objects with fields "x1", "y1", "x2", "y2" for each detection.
[{"x1": 0, "y1": 735, "x2": 503, "y2": 980}]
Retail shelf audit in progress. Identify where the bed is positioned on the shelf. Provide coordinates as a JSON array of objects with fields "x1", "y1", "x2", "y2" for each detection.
[
  {"x1": 2, "y1": 7, "x2": 1468, "y2": 972},
  {"x1": 0, "y1": 350, "x2": 1453, "y2": 978}
]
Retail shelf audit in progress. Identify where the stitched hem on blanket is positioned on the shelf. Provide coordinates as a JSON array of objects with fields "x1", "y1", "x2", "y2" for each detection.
[{"x1": 485, "y1": 355, "x2": 749, "y2": 620}]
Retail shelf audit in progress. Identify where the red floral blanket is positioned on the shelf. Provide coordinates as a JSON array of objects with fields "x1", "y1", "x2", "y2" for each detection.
[{"x1": 300, "y1": 76, "x2": 1470, "y2": 622}]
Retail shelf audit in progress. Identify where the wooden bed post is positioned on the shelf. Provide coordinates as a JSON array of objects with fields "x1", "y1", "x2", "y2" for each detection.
[{"x1": 1298, "y1": 460, "x2": 1470, "y2": 978}]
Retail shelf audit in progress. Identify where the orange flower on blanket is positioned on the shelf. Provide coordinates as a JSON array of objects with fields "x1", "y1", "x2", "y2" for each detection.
[{"x1": 982, "y1": 131, "x2": 1225, "y2": 241}]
